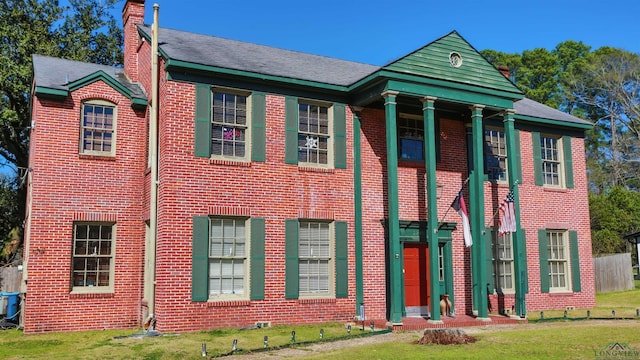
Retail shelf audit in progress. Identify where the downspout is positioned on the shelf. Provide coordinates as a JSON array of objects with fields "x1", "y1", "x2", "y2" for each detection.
[{"x1": 147, "y1": 3, "x2": 160, "y2": 318}]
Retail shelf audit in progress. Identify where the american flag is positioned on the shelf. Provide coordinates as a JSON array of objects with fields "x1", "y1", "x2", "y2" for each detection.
[{"x1": 498, "y1": 190, "x2": 516, "y2": 236}]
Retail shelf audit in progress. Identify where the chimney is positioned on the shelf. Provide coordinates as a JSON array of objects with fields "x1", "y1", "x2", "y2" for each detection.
[
  {"x1": 498, "y1": 65, "x2": 510, "y2": 79},
  {"x1": 123, "y1": 0, "x2": 145, "y2": 82}
]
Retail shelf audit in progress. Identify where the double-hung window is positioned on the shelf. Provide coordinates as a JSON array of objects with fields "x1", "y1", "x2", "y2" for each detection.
[
  {"x1": 81, "y1": 100, "x2": 116, "y2": 156},
  {"x1": 211, "y1": 90, "x2": 249, "y2": 159},
  {"x1": 285, "y1": 219, "x2": 347, "y2": 299},
  {"x1": 539, "y1": 229, "x2": 581, "y2": 293},
  {"x1": 195, "y1": 85, "x2": 267, "y2": 162},
  {"x1": 298, "y1": 102, "x2": 330, "y2": 165},
  {"x1": 298, "y1": 221, "x2": 332, "y2": 295},
  {"x1": 493, "y1": 232, "x2": 514, "y2": 292},
  {"x1": 208, "y1": 217, "x2": 248, "y2": 297},
  {"x1": 547, "y1": 230, "x2": 569, "y2": 291},
  {"x1": 192, "y1": 216, "x2": 264, "y2": 302},
  {"x1": 72, "y1": 223, "x2": 115, "y2": 292},
  {"x1": 485, "y1": 128, "x2": 507, "y2": 182},
  {"x1": 541, "y1": 135, "x2": 562, "y2": 186}
]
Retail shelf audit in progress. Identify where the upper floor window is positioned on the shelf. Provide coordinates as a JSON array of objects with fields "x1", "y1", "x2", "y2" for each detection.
[
  {"x1": 72, "y1": 223, "x2": 115, "y2": 292},
  {"x1": 485, "y1": 128, "x2": 507, "y2": 182},
  {"x1": 211, "y1": 90, "x2": 249, "y2": 159},
  {"x1": 398, "y1": 116, "x2": 424, "y2": 161},
  {"x1": 298, "y1": 102, "x2": 330, "y2": 165},
  {"x1": 540, "y1": 135, "x2": 563, "y2": 186},
  {"x1": 81, "y1": 100, "x2": 116, "y2": 156}
]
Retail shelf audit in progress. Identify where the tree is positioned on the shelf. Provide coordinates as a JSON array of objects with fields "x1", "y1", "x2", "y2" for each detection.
[
  {"x1": 0, "y1": 0, "x2": 123, "y2": 262},
  {"x1": 589, "y1": 186, "x2": 640, "y2": 255},
  {"x1": 565, "y1": 47, "x2": 640, "y2": 191}
]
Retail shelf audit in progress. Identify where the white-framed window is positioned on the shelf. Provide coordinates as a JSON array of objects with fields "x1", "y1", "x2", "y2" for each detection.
[
  {"x1": 540, "y1": 135, "x2": 563, "y2": 186},
  {"x1": 547, "y1": 230, "x2": 570, "y2": 291},
  {"x1": 80, "y1": 100, "x2": 116, "y2": 156},
  {"x1": 485, "y1": 128, "x2": 507, "y2": 182},
  {"x1": 208, "y1": 217, "x2": 248, "y2": 298},
  {"x1": 211, "y1": 90, "x2": 250, "y2": 159},
  {"x1": 398, "y1": 115, "x2": 424, "y2": 161},
  {"x1": 72, "y1": 223, "x2": 115, "y2": 292},
  {"x1": 494, "y1": 232, "x2": 514, "y2": 292},
  {"x1": 437, "y1": 245, "x2": 445, "y2": 282},
  {"x1": 298, "y1": 221, "x2": 333, "y2": 296},
  {"x1": 298, "y1": 102, "x2": 331, "y2": 166}
]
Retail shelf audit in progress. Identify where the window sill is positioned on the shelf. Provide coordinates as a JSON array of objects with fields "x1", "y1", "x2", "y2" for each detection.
[
  {"x1": 543, "y1": 186, "x2": 567, "y2": 193},
  {"x1": 206, "y1": 299, "x2": 251, "y2": 307},
  {"x1": 79, "y1": 154, "x2": 116, "y2": 161},
  {"x1": 209, "y1": 158, "x2": 251, "y2": 167},
  {"x1": 548, "y1": 291, "x2": 574, "y2": 296}
]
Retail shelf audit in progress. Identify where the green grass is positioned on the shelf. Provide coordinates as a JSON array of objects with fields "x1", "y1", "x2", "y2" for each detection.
[
  {"x1": 2, "y1": 286, "x2": 640, "y2": 359},
  {"x1": 0, "y1": 322, "x2": 384, "y2": 359}
]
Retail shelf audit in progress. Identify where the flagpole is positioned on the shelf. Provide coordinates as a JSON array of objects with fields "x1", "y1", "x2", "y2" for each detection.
[{"x1": 437, "y1": 176, "x2": 470, "y2": 227}]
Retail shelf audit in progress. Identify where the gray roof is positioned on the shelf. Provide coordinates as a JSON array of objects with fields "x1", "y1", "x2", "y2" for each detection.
[
  {"x1": 139, "y1": 25, "x2": 380, "y2": 87},
  {"x1": 32, "y1": 54, "x2": 146, "y2": 99},
  {"x1": 514, "y1": 97, "x2": 592, "y2": 126}
]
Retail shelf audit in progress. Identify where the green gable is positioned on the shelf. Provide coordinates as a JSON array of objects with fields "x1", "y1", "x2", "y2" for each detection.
[{"x1": 384, "y1": 31, "x2": 523, "y2": 99}]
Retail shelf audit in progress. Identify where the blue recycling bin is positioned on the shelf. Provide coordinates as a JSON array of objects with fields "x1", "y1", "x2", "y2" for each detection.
[{"x1": 2, "y1": 292, "x2": 20, "y2": 321}]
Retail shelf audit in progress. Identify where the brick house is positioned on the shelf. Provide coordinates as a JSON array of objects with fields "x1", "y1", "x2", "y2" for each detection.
[{"x1": 22, "y1": 0, "x2": 594, "y2": 333}]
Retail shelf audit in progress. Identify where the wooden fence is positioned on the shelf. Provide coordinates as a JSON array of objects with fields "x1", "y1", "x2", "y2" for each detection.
[
  {"x1": 593, "y1": 253, "x2": 634, "y2": 293},
  {"x1": 0, "y1": 266, "x2": 21, "y2": 293}
]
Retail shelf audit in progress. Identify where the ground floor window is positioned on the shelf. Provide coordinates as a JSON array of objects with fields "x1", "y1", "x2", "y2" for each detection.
[
  {"x1": 547, "y1": 230, "x2": 570, "y2": 291},
  {"x1": 298, "y1": 221, "x2": 332, "y2": 295},
  {"x1": 493, "y1": 232, "x2": 514, "y2": 292},
  {"x1": 72, "y1": 223, "x2": 115, "y2": 292},
  {"x1": 208, "y1": 217, "x2": 248, "y2": 297}
]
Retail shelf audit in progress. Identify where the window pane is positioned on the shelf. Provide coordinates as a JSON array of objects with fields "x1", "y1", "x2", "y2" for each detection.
[{"x1": 72, "y1": 223, "x2": 114, "y2": 289}]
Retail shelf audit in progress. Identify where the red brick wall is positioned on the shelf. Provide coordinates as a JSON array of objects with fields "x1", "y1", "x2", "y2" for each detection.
[
  {"x1": 150, "y1": 82, "x2": 357, "y2": 332},
  {"x1": 24, "y1": 82, "x2": 147, "y2": 333},
  {"x1": 359, "y1": 108, "x2": 595, "y2": 318},
  {"x1": 123, "y1": 0, "x2": 145, "y2": 83}
]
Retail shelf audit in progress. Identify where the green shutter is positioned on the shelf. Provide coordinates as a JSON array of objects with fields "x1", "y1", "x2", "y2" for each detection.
[
  {"x1": 569, "y1": 230, "x2": 581, "y2": 292},
  {"x1": 334, "y1": 104, "x2": 347, "y2": 169},
  {"x1": 194, "y1": 84, "x2": 211, "y2": 158},
  {"x1": 532, "y1": 132, "x2": 543, "y2": 186},
  {"x1": 335, "y1": 221, "x2": 348, "y2": 298},
  {"x1": 563, "y1": 136, "x2": 574, "y2": 189},
  {"x1": 192, "y1": 216, "x2": 209, "y2": 302},
  {"x1": 251, "y1": 92, "x2": 266, "y2": 162},
  {"x1": 538, "y1": 229, "x2": 550, "y2": 293},
  {"x1": 285, "y1": 219, "x2": 299, "y2": 299},
  {"x1": 250, "y1": 218, "x2": 265, "y2": 300},
  {"x1": 514, "y1": 129, "x2": 523, "y2": 184},
  {"x1": 520, "y1": 229, "x2": 529, "y2": 293},
  {"x1": 284, "y1": 97, "x2": 299, "y2": 165},
  {"x1": 485, "y1": 228, "x2": 495, "y2": 294}
]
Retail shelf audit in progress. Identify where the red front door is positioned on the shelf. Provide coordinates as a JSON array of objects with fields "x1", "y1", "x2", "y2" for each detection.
[{"x1": 404, "y1": 244, "x2": 430, "y2": 316}]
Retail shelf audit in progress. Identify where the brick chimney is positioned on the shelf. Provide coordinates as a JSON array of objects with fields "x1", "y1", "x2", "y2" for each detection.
[
  {"x1": 498, "y1": 65, "x2": 510, "y2": 79},
  {"x1": 123, "y1": 0, "x2": 145, "y2": 82}
]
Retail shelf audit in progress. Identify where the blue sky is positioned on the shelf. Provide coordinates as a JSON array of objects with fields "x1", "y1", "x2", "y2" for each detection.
[
  {"x1": 2, "y1": 0, "x2": 638, "y2": 177},
  {"x1": 130, "y1": 0, "x2": 640, "y2": 65}
]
